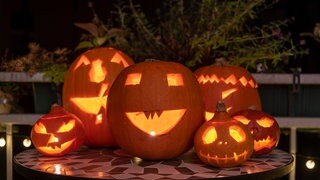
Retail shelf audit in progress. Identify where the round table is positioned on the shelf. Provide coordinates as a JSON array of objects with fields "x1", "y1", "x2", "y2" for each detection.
[{"x1": 14, "y1": 148, "x2": 294, "y2": 180}]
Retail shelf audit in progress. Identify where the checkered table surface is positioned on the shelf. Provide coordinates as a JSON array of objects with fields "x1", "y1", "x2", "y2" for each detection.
[{"x1": 14, "y1": 148, "x2": 293, "y2": 179}]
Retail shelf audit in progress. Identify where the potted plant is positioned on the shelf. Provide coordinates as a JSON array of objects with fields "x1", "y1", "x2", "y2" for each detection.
[
  {"x1": 0, "y1": 43, "x2": 71, "y2": 113},
  {"x1": 74, "y1": 0, "x2": 313, "y2": 117}
]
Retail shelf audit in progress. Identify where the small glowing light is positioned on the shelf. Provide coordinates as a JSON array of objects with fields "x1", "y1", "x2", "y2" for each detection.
[
  {"x1": 150, "y1": 131, "x2": 156, "y2": 136},
  {"x1": 23, "y1": 138, "x2": 32, "y2": 147},
  {"x1": 306, "y1": 160, "x2": 315, "y2": 169},
  {"x1": 54, "y1": 164, "x2": 62, "y2": 174},
  {"x1": 0, "y1": 138, "x2": 6, "y2": 147},
  {"x1": 133, "y1": 157, "x2": 143, "y2": 164},
  {"x1": 55, "y1": 137, "x2": 59, "y2": 142}
]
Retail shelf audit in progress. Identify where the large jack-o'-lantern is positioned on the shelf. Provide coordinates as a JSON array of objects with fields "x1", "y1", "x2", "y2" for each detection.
[
  {"x1": 107, "y1": 60, "x2": 204, "y2": 160},
  {"x1": 194, "y1": 62, "x2": 261, "y2": 121},
  {"x1": 194, "y1": 102, "x2": 253, "y2": 167},
  {"x1": 233, "y1": 109, "x2": 280, "y2": 155},
  {"x1": 63, "y1": 47, "x2": 134, "y2": 147},
  {"x1": 31, "y1": 105, "x2": 85, "y2": 156}
]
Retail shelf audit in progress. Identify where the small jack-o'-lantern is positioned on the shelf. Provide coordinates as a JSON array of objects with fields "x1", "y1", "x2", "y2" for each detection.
[
  {"x1": 194, "y1": 101, "x2": 253, "y2": 167},
  {"x1": 194, "y1": 63, "x2": 261, "y2": 121},
  {"x1": 107, "y1": 60, "x2": 204, "y2": 160},
  {"x1": 233, "y1": 109, "x2": 280, "y2": 155},
  {"x1": 31, "y1": 105, "x2": 85, "y2": 156},
  {"x1": 63, "y1": 47, "x2": 134, "y2": 147}
]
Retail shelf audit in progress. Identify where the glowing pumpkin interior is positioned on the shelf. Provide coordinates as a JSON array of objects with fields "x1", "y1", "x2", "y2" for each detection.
[
  {"x1": 233, "y1": 110, "x2": 280, "y2": 155},
  {"x1": 195, "y1": 66, "x2": 261, "y2": 121},
  {"x1": 124, "y1": 73, "x2": 187, "y2": 136}
]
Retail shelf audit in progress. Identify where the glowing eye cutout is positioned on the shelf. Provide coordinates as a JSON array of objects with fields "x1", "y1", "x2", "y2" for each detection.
[
  {"x1": 202, "y1": 127, "x2": 217, "y2": 144},
  {"x1": 233, "y1": 115, "x2": 250, "y2": 125},
  {"x1": 167, "y1": 73, "x2": 184, "y2": 86},
  {"x1": 125, "y1": 73, "x2": 142, "y2": 85},
  {"x1": 34, "y1": 122, "x2": 47, "y2": 134},
  {"x1": 110, "y1": 52, "x2": 130, "y2": 67},
  {"x1": 57, "y1": 120, "x2": 76, "y2": 133},
  {"x1": 256, "y1": 117, "x2": 274, "y2": 127},
  {"x1": 222, "y1": 88, "x2": 238, "y2": 99},
  {"x1": 229, "y1": 125, "x2": 246, "y2": 143}
]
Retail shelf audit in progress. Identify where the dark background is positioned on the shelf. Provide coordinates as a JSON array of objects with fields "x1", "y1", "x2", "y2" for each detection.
[
  {"x1": 1, "y1": 1, "x2": 320, "y2": 179},
  {"x1": 1, "y1": 0, "x2": 320, "y2": 73}
]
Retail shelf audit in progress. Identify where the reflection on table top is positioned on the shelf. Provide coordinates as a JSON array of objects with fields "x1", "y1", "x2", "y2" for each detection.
[{"x1": 14, "y1": 148, "x2": 294, "y2": 180}]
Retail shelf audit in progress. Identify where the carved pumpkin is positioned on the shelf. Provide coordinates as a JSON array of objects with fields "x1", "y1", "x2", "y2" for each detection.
[
  {"x1": 31, "y1": 105, "x2": 85, "y2": 156},
  {"x1": 63, "y1": 47, "x2": 134, "y2": 147},
  {"x1": 194, "y1": 101, "x2": 253, "y2": 167},
  {"x1": 107, "y1": 60, "x2": 204, "y2": 160},
  {"x1": 233, "y1": 109, "x2": 280, "y2": 155},
  {"x1": 194, "y1": 64, "x2": 261, "y2": 121}
]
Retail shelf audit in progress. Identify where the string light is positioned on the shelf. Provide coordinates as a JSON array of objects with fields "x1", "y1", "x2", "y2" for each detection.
[
  {"x1": 0, "y1": 137, "x2": 6, "y2": 147},
  {"x1": 306, "y1": 160, "x2": 316, "y2": 170},
  {"x1": 23, "y1": 138, "x2": 32, "y2": 148}
]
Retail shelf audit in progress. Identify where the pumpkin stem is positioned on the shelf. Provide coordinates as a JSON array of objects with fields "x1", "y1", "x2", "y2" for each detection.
[
  {"x1": 248, "y1": 105, "x2": 256, "y2": 110},
  {"x1": 214, "y1": 57, "x2": 229, "y2": 66},
  {"x1": 216, "y1": 101, "x2": 226, "y2": 112}
]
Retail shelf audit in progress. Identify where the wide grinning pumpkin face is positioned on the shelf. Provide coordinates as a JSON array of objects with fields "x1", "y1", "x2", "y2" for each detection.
[
  {"x1": 124, "y1": 72, "x2": 187, "y2": 136},
  {"x1": 63, "y1": 47, "x2": 134, "y2": 147},
  {"x1": 194, "y1": 65, "x2": 261, "y2": 121},
  {"x1": 107, "y1": 61, "x2": 204, "y2": 160},
  {"x1": 198, "y1": 123, "x2": 250, "y2": 166},
  {"x1": 233, "y1": 109, "x2": 280, "y2": 155},
  {"x1": 31, "y1": 105, "x2": 85, "y2": 156}
]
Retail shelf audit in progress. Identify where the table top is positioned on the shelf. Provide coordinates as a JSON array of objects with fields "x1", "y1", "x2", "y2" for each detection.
[{"x1": 14, "y1": 148, "x2": 294, "y2": 180}]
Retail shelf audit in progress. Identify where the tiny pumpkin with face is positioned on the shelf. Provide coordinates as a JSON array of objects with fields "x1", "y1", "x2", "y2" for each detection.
[
  {"x1": 194, "y1": 101, "x2": 254, "y2": 168},
  {"x1": 63, "y1": 47, "x2": 134, "y2": 147},
  {"x1": 233, "y1": 109, "x2": 280, "y2": 155},
  {"x1": 107, "y1": 60, "x2": 204, "y2": 160},
  {"x1": 194, "y1": 63, "x2": 261, "y2": 121},
  {"x1": 31, "y1": 104, "x2": 85, "y2": 156}
]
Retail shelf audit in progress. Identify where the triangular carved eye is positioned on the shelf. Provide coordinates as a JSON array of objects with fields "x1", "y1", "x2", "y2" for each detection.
[
  {"x1": 110, "y1": 52, "x2": 131, "y2": 67},
  {"x1": 125, "y1": 73, "x2": 142, "y2": 85},
  {"x1": 202, "y1": 127, "x2": 217, "y2": 144},
  {"x1": 222, "y1": 88, "x2": 238, "y2": 99},
  {"x1": 256, "y1": 117, "x2": 274, "y2": 128},
  {"x1": 233, "y1": 115, "x2": 250, "y2": 125},
  {"x1": 229, "y1": 125, "x2": 246, "y2": 143},
  {"x1": 34, "y1": 122, "x2": 47, "y2": 134},
  {"x1": 167, "y1": 73, "x2": 184, "y2": 86},
  {"x1": 57, "y1": 120, "x2": 76, "y2": 133}
]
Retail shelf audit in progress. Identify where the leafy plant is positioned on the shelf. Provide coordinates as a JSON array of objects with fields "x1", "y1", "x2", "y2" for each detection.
[
  {"x1": 75, "y1": 0, "x2": 298, "y2": 70},
  {"x1": 1, "y1": 43, "x2": 70, "y2": 85}
]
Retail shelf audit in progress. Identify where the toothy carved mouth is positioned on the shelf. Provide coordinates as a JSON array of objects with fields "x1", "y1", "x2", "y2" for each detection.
[
  {"x1": 37, "y1": 139, "x2": 75, "y2": 155},
  {"x1": 199, "y1": 150, "x2": 248, "y2": 164},
  {"x1": 70, "y1": 96, "x2": 108, "y2": 114},
  {"x1": 254, "y1": 136, "x2": 276, "y2": 151},
  {"x1": 197, "y1": 74, "x2": 257, "y2": 88},
  {"x1": 126, "y1": 109, "x2": 186, "y2": 136}
]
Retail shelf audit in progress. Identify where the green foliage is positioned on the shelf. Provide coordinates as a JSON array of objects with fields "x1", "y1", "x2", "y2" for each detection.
[
  {"x1": 43, "y1": 64, "x2": 68, "y2": 86},
  {"x1": 75, "y1": 0, "x2": 298, "y2": 70},
  {"x1": 1, "y1": 43, "x2": 70, "y2": 85}
]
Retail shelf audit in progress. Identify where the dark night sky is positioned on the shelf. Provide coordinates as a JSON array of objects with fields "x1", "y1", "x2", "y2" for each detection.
[{"x1": 1, "y1": 0, "x2": 320, "y2": 72}]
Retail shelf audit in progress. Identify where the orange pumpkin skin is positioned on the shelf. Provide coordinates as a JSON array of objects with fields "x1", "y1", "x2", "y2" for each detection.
[
  {"x1": 194, "y1": 102, "x2": 253, "y2": 168},
  {"x1": 63, "y1": 47, "x2": 134, "y2": 147},
  {"x1": 194, "y1": 65, "x2": 261, "y2": 121},
  {"x1": 31, "y1": 105, "x2": 85, "y2": 156},
  {"x1": 107, "y1": 61, "x2": 204, "y2": 160},
  {"x1": 233, "y1": 109, "x2": 280, "y2": 155}
]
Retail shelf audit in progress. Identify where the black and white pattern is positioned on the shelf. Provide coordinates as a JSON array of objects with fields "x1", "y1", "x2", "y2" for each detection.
[{"x1": 14, "y1": 148, "x2": 293, "y2": 179}]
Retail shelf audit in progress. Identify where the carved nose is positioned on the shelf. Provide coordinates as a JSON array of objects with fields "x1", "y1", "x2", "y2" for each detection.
[{"x1": 250, "y1": 127, "x2": 259, "y2": 135}]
